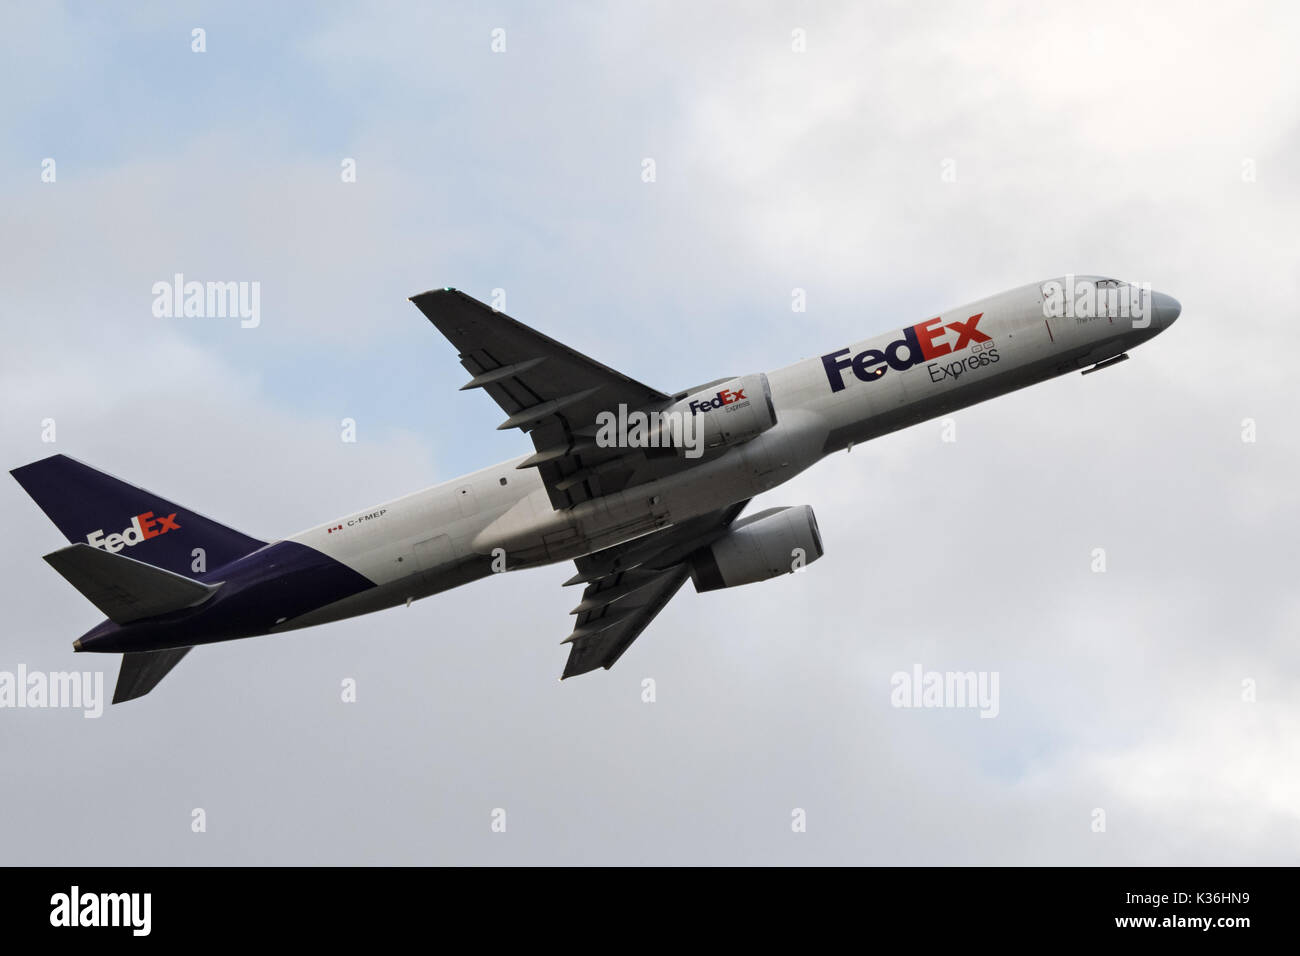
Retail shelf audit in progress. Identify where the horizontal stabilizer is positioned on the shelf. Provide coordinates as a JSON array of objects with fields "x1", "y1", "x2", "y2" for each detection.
[
  {"x1": 114, "y1": 647, "x2": 193, "y2": 704},
  {"x1": 44, "y1": 543, "x2": 219, "y2": 624}
]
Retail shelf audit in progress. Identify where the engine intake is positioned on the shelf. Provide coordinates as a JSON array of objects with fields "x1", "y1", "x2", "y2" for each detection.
[{"x1": 689, "y1": 505, "x2": 823, "y2": 592}]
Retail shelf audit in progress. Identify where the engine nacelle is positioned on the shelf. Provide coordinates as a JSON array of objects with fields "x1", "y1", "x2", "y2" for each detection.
[
  {"x1": 660, "y1": 373, "x2": 776, "y2": 457},
  {"x1": 689, "y1": 505, "x2": 823, "y2": 592}
]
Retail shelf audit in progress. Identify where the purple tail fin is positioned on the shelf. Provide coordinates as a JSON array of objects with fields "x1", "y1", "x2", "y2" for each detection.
[{"x1": 11, "y1": 454, "x2": 265, "y2": 576}]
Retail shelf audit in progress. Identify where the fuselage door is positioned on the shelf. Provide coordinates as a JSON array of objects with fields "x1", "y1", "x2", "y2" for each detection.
[
  {"x1": 455, "y1": 484, "x2": 479, "y2": 518},
  {"x1": 412, "y1": 534, "x2": 454, "y2": 574}
]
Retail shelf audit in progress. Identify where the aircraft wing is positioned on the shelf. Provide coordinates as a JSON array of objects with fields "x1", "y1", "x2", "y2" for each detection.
[
  {"x1": 410, "y1": 289, "x2": 672, "y2": 509},
  {"x1": 559, "y1": 500, "x2": 749, "y2": 678}
]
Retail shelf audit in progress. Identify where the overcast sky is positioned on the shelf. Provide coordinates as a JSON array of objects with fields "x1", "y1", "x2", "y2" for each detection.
[{"x1": 2, "y1": 1, "x2": 1297, "y2": 864}]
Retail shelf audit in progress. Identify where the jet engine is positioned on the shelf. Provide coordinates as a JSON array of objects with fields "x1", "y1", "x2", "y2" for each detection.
[
  {"x1": 658, "y1": 373, "x2": 777, "y2": 457},
  {"x1": 688, "y1": 505, "x2": 823, "y2": 592}
]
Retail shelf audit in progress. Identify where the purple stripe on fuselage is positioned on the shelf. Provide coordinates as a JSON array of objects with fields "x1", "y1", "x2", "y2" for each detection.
[{"x1": 76, "y1": 541, "x2": 376, "y2": 653}]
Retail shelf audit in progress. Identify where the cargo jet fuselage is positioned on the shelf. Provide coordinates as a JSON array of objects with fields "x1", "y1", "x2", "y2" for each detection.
[{"x1": 11, "y1": 276, "x2": 1181, "y2": 701}]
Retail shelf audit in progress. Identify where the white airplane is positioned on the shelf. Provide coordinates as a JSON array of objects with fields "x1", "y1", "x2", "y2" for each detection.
[{"x1": 12, "y1": 275, "x2": 1180, "y2": 703}]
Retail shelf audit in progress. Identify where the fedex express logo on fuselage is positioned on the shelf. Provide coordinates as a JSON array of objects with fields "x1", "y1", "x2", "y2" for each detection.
[
  {"x1": 821, "y1": 313, "x2": 996, "y2": 392},
  {"x1": 86, "y1": 511, "x2": 180, "y2": 553}
]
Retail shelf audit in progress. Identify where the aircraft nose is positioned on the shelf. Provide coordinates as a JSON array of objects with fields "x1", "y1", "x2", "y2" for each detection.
[{"x1": 1151, "y1": 291, "x2": 1181, "y2": 329}]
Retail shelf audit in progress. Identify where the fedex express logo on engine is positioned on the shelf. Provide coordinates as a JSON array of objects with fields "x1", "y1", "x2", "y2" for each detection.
[
  {"x1": 821, "y1": 313, "x2": 997, "y2": 392},
  {"x1": 689, "y1": 387, "x2": 748, "y2": 414},
  {"x1": 86, "y1": 511, "x2": 180, "y2": 553}
]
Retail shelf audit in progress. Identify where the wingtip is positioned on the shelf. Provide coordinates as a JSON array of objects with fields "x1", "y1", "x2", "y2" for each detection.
[{"x1": 408, "y1": 287, "x2": 458, "y2": 302}]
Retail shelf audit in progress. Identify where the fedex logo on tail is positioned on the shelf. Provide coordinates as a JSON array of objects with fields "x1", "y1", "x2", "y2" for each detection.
[
  {"x1": 822, "y1": 313, "x2": 994, "y2": 392},
  {"x1": 86, "y1": 511, "x2": 180, "y2": 553}
]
